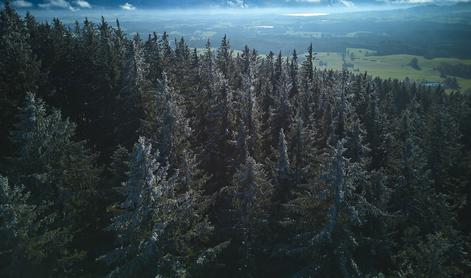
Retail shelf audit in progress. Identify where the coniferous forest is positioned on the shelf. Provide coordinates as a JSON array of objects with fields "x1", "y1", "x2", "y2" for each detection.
[{"x1": 1, "y1": 1, "x2": 471, "y2": 277}]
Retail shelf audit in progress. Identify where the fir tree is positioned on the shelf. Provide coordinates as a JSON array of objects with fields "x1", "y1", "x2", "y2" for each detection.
[
  {"x1": 102, "y1": 137, "x2": 223, "y2": 277},
  {"x1": 0, "y1": 0, "x2": 40, "y2": 158},
  {"x1": 216, "y1": 35, "x2": 232, "y2": 77},
  {"x1": 301, "y1": 43, "x2": 314, "y2": 82},
  {"x1": 223, "y1": 155, "x2": 272, "y2": 276},
  {"x1": 0, "y1": 175, "x2": 75, "y2": 277},
  {"x1": 8, "y1": 93, "x2": 103, "y2": 275}
]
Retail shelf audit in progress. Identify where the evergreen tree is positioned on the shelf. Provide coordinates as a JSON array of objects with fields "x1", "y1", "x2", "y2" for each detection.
[
  {"x1": 101, "y1": 137, "x2": 171, "y2": 277},
  {"x1": 0, "y1": 175, "x2": 76, "y2": 277},
  {"x1": 160, "y1": 31, "x2": 173, "y2": 70},
  {"x1": 289, "y1": 49, "x2": 299, "y2": 98},
  {"x1": 390, "y1": 108, "x2": 466, "y2": 276},
  {"x1": 273, "y1": 128, "x2": 291, "y2": 205},
  {"x1": 141, "y1": 72, "x2": 192, "y2": 172},
  {"x1": 7, "y1": 93, "x2": 103, "y2": 276},
  {"x1": 144, "y1": 32, "x2": 162, "y2": 84},
  {"x1": 424, "y1": 94, "x2": 463, "y2": 199},
  {"x1": 216, "y1": 35, "x2": 232, "y2": 78},
  {"x1": 285, "y1": 140, "x2": 377, "y2": 277},
  {"x1": 115, "y1": 34, "x2": 151, "y2": 148},
  {"x1": 101, "y1": 137, "x2": 222, "y2": 277},
  {"x1": 223, "y1": 155, "x2": 272, "y2": 276},
  {"x1": 238, "y1": 58, "x2": 262, "y2": 161},
  {"x1": 0, "y1": 0, "x2": 40, "y2": 158},
  {"x1": 301, "y1": 43, "x2": 314, "y2": 82},
  {"x1": 200, "y1": 67, "x2": 234, "y2": 193},
  {"x1": 267, "y1": 66, "x2": 292, "y2": 149}
]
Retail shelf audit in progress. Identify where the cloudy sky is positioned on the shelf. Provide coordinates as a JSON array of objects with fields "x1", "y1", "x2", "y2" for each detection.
[{"x1": 9, "y1": 0, "x2": 469, "y2": 11}]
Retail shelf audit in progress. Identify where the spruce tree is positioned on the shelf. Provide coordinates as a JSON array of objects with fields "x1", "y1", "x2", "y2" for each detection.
[
  {"x1": 267, "y1": 66, "x2": 292, "y2": 149},
  {"x1": 223, "y1": 155, "x2": 272, "y2": 276},
  {"x1": 7, "y1": 93, "x2": 103, "y2": 276},
  {"x1": 216, "y1": 35, "x2": 232, "y2": 78},
  {"x1": 102, "y1": 137, "x2": 222, "y2": 277},
  {"x1": 301, "y1": 43, "x2": 314, "y2": 82},
  {"x1": 391, "y1": 108, "x2": 466, "y2": 276},
  {"x1": 0, "y1": 0, "x2": 40, "y2": 158},
  {"x1": 286, "y1": 140, "x2": 377, "y2": 277},
  {"x1": 0, "y1": 175, "x2": 75, "y2": 277},
  {"x1": 115, "y1": 34, "x2": 152, "y2": 148}
]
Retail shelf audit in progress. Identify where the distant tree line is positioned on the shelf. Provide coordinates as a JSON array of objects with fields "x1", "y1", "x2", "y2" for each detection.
[
  {"x1": 1, "y1": 1, "x2": 471, "y2": 277},
  {"x1": 438, "y1": 62, "x2": 471, "y2": 79}
]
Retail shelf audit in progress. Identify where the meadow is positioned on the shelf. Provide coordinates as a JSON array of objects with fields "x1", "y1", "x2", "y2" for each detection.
[{"x1": 316, "y1": 48, "x2": 471, "y2": 92}]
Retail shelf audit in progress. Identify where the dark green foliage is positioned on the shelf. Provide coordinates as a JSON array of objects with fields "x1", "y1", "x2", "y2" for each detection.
[
  {"x1": 0, "y1": 176, "x2": 76, "y2": 277},
  {"x1": 0, "y1": 4, "x2": 470, "y2": 277},
  {"x1": 409, "y1": 57, "x2": 421, "y2": 70},
  {"x1": 100, "y1": 137, "x2": 222, "y2": 277},
  {"x1": 222, "y1": 155, "x2": 273, "y2": 276},
  {"x1": 0, "y1": 0, "x2": 40, "y2": 158},
  {"x1": 437, "y1": 62, "x2": 471, "y2": 79},
  {"x1": 3, "y1": 93, "x2": 104, "y2": 276}
]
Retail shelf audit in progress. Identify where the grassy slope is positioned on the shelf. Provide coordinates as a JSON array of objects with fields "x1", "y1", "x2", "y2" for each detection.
[{"x1": 314, "y1": 48, "x2": 471, "y2": 93}]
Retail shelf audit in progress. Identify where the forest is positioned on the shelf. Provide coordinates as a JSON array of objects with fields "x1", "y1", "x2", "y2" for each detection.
[{"x1": 1, "y1": 1, "x2": 471, "y2": 277}]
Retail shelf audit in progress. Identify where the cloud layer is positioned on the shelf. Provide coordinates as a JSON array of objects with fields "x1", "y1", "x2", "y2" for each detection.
[
  {"x1": 75, "y1": 0, "x2": 91, "y2": 8},
  {"x1": 38, "y1": 0, "x2": 77, "y2": 10},
  {"x1": 120, "y1": 2, "x2": 136, "y2": 10},
  {"x1": 12, "y1": 0, "x2": 33, "y2": 7},
  {"x1": 9, "y1": 0, "x2": 471, "y2": 11}
]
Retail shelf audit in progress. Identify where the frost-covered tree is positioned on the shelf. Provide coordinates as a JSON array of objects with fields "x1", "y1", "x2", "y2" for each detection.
[
  {"x1": 0, "y1": 176, "x2": 75, "y2": 277},
  {"x1": 0, "y1": 0, "x2": 39, "y2": 157},
  {"x1": 301, "y1": 43, "x2": 314, "y2": 82},
  {"x1": 160, "y1": 31, "x2": 174, "y2": 70},
  {"x1": 8, "y1": 93, "x2": 102, "y2": 275},
  {"x1": 238, "y1": 59, "x2": 262, "y2": 161},
  {"x1": 140, "y1": 71, "x2": 193, "y2": 173},
  {"x1": 424, "y1": 94, "x2": 463, "y2": 199},
  {"x1": 200, "y1": 68, "x2": 234, "y2": 193},
  {"x1": 222, "y1": 155, "x2": 272, "y2": 276},
  {"x1": 115, "y1": 34, "x2": 153, "y2": 148},
  {"x1": 9, "y1": 93, "x2": 101, "y2": 203},
  {"x1": 102, "y1": 137, "x2": 222, "y2": 277},
  {"x1": 286, "y1": 140, "x2": 377, "y2": 277},
  {"x1": 267, "y1": 64, "x2": 292, "y2": 146},
  {"x1": 144, "y1": 32, "x2": 162, "y2": 84},
  {"x1": 273, "y1": 128, "x2": 291, "y2": 205},
  {"x1": 216, "y1": 35, "x2": 232, "y2": 77},
  {"x1": 101, "y1": 137, "x2": 170, "y2": 277},
  {"x1": 289, "y1": 49, "x2": 299, "y2": 98},
  {"x1": 391, "y1": 108, "x2": 466, "y2": 277},
  {"x1": 287, "y1": 112, "x2": 319, "y2": 186}
]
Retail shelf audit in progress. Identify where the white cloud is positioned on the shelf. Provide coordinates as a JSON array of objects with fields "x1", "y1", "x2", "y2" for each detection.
[
  {"x1": 75, "y1": 0, "x2": 91, "y2": 8},
  {"x1": 12, "y1": 0, "x2": 33, "y2": 8},
  {"x1": 294, "y1": 0, "x2": 321, "y2": 3},
  {"x1": 120, "y1": 2, "x2": 136, "y2": 10},
  {"x1": 226, "y1": 0, "x2": 248, "y2": 8},
  {"x1": 339, "y1": 0, "x2": 355, "y2": 7},
  {"x1": 39, "y1": 0, "x2": 78, "y2": 11},
  {"x1": 283, "y1": 12, "x2": 328, "y2": 16},
  {"x1": 381, "y1": 0, "x2": 470, "y2": 3},
  {"x1": 385, "y1": 0, "x2": 433, "y2": 3}
]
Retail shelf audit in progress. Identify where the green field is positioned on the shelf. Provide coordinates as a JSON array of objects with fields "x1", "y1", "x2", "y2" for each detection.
[{"x1": 315, "y1": 48, "x2": 471, "y2": 93}]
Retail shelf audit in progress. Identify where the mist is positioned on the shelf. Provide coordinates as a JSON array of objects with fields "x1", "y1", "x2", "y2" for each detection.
[{"x1": 19, "y1": 2, "x2": 471, "y2": 58}]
